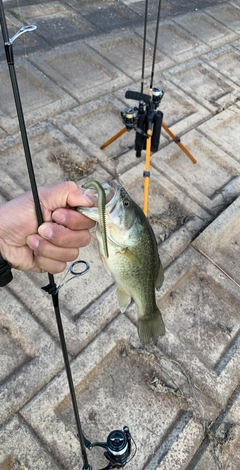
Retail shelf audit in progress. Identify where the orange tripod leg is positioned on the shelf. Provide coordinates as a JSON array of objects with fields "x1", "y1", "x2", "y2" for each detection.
[
  {"x1": 162, "y1": 122, "x2": 197, "y2": 164},
  {"x1": 100, "y1": 127, "x2": 127, "y2": 150},
  {"x1": 143, "y1": 129, "x2": 152, "y2": 217}
]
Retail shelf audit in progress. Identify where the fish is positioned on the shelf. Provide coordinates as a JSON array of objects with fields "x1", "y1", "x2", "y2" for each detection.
[{"x1": 77, "y1": 180, "x2": 165, "y2": 344}]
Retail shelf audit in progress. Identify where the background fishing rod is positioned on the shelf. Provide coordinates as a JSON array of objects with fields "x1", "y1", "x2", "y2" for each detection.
[
  {"x1": 101, "y1": 0, "x2": 196, "y2": 215},
  {"x1": 101, "y1": 0, "x2": 164, "y2": 158},
  {"x1": 0, "y1": 3, "x2": 136, "y2": 469}
]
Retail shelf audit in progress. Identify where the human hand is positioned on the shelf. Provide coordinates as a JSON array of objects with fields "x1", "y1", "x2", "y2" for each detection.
[{"x1": 0, "y1": 181, "x2": 95, "y2": 274}]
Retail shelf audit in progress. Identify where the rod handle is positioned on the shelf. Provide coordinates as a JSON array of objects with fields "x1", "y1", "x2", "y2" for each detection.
[
  {"x1": 125, "y1": 90, "x2": 151, "y2": 104},
  {"x1": 0, "y1": 256, "x2": 13, "y2": 286}
]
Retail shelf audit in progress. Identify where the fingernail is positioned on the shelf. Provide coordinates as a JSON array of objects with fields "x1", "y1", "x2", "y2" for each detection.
[
  {"x1": 38, "y1": 225, "x2": 53, "y2": 240},
  {"x1": 27, "y1": 236, "x2": 39, "y2": 249},
  {"x1": 52, "y1": 210, "x2": 66, "y2": 224}
]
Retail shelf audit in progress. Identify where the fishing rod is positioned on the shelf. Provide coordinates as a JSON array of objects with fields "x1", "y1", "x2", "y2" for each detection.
[
  {"x1": 0, "y1": 2, "x2": 136, "y2": 469},
  {"x1": 100, "y1": 0, "x2": 197, "y2": 216}
]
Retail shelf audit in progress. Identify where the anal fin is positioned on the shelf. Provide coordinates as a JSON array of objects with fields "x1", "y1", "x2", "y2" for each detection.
[
  {"x1": 155, "y1": 262, "x2": 164, "y2": 290},
  {"x1": 116, "y1": 286, "x2": 131, "y2": 312}
]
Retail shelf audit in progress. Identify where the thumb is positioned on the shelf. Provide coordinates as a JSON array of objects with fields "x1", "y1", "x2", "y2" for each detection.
[{"x1": 38, "y1": 181, "x2": 94, "y2": 211}]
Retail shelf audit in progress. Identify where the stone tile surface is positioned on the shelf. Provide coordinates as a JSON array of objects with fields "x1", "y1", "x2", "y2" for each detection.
[
  {"x1": 0, "y1": 288, "x2": 62, "y2": 425},
  {"x1": 135, "y1": 19, "x2": 209, "y2": 64},
  {"x1": 173, "y1": 10, "x2": 238, "y2": 47},
  {"x1": 0, "y1": 416, "x2": 61, "y2": 469},
  {"x1": 0, "y1": 121, "x2": 96, "y2": 196},
  {"x1": 88, "y1": 31, "x2": 174, "y2": 81},
  {"x1": 0, "y1": 11, "x2": 50, "y2": 61},
  {"x1": 193, "y1": 196, "x2": 240, "y2": 285},
  {"x1": 198, "y1": 105, "x2": 240, "y2": 162},
  {"x1": 205, "y1": 2, "x2": 240, "y2": 31},
  {"x1": 0, "y1": 59, "x2": 76, "y2": 133},
  {"x1": 201, "y1": 44, "x2": 240, "y2": 85},
  {"x1": 163, "y1": 58, "x2": 240, "y2": 113},
  {"x1": 29, "y1": 42, "x2": 131, "y2": 104},
  {"x1": 151, "y1": 128, "x2": 240, "y2": 214},
  {"x1": 10, "y1": 1, "x2": 98, "y2": 44}
]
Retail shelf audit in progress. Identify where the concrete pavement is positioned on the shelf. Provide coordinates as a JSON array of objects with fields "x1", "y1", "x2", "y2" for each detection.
[{"x1": 1, "y1": 0, "x2": 240, "y2": 468}]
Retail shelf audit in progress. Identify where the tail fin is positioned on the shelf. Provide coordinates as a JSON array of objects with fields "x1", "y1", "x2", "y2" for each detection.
[{"x1": 138, "y1": 308, "x2": 165, "y2": 344}]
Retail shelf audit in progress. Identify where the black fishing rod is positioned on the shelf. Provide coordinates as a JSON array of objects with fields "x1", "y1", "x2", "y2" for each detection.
[
  {"x1": 141, "y1": 0, "x2": 148, "y2": 94},
  {"x1": 0, "y1": 2, "x2": 136, "y2": 469},
  {"x1": 150, "y1": 0, "x2": 162, "y2": 90},
  {"x1": 0, "y1": 3, "x2": 91, "y2": 469}
]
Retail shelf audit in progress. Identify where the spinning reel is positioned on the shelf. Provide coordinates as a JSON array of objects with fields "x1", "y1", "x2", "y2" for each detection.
[
  {"x1": 84, "y1": 426, "x2": 136, "y2": 470},
  {"x1": 121, "y1": 87, "x2": 165, "y2": 157}
]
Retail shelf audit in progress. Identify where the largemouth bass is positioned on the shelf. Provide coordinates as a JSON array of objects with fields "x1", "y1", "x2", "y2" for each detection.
[{"x1": 77, "y1": 180, "x2": 165, "y2": 344}]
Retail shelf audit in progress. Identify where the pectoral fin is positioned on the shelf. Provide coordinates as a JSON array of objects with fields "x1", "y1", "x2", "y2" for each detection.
[
  {"x1": 155, "y1": 262, "x2": 164, "y2": 290},
  {"x1": 101, "y1": 254, "x2": 111, "y2": 275},
  {"x1": 122, "y1": 248, "x2": 142, "y2": 267},
  {"x1": 116, "y1": 286, "x2": 131, "y2": 312}
]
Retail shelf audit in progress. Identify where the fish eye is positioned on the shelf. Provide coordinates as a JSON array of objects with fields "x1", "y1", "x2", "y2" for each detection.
[{"x1": 123, "y1": 199, "x2": 130, "y2": 207}]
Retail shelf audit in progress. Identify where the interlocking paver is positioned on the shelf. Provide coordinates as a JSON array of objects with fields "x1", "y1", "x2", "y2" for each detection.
[
  {"x1": 173, "y1": 10, "x2": 238, "y2": 47},
  {"x1": 135, "y1": 19, "x2": 209, "y2": 64},
  {"x1": 0, "y1": 288, "x2": 63, "y2": 425},
  {"x1": 202, "y1": 44, "x2": 240, "y2": 85},
  {"x1": 89, "y1": 30, "x2": 175, "y2": 77},
  {"x1": 199, "y1": 105, "x2": 240, "y2": 161},
  {"x1": 0, "y1": 416, "x2": 61, "y2": 469},
  {"x1": 0, "y1": 60, "x2": 76, "y2": 133},
  {"x1": 10, "y1": 1, "x2": 98, "y2": 44},
  {"x1": 151, "y1": 129, "x2": 240, "y2": 214},
  {"x1": 205, "y1": 2, "x2": 240, "y2": 31},
  {"x1": 29, "y1": 42, "x2": 131, "y2": 103},
  {"x1": 193, "y1": 196, "x2": 240, "y2": 284},
  {"x1": 0, "y1": 10, "x2": 50, "y2": 61},
  {"x1": 0, "y1": 121, "x2": 95, "y2": 193},
  {"x1": 163, "y1": 58, "x2": 240, "y2": 113}
]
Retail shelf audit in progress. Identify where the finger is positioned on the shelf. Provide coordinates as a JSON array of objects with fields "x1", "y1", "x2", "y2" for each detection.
[
  {"x1": 38, "y1": 181, "x2": 94, "y2": 214},
  {"x1": 34, "y1": 256, "x2": 67, "y2": 274},
  {"x1": 52, "y1": 208, "x2": 95, "y2": 230},
  {"x1": 26, "y1": 235, "x2": 79, "y2": 261},
  {"x1": 37, "y1": 223, "x2": 91, "y2": 248}
]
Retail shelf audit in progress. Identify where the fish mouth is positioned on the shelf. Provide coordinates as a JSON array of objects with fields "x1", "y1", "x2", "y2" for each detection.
[{"x1": 78, "y1": 180, "x2": 120, "y2": 217}]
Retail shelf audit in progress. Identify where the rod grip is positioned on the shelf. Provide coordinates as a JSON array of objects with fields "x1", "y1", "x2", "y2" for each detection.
[
  {"x1": 125, "y1": 90, "x2": 151, "y2": 104},
  {"x1": 0, "y1": 256, "x2": 13, "y2": 286},
  {"x1": 151, "y1": 111, "x2": 163, "y2": 152},
  {"x1": 135, "y1": 113, "x2": 147, "y2": 157}
]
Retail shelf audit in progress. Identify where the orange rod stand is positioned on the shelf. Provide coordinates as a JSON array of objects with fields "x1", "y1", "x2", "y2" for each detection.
[
  {"x1": 100, "y1": 127, "x2": 127, "y2": 150},
  {"x1": 100, "y1": 123, "x2": 197, "y2": 164},
  {"x1": 100, "y1": 121, "x2": 197, "y2": 218},
  {"x1": 143, "y1": 129, "x2": 152, "y2": 216},
  {"x1": 161, "y1": 122, "x2": 197, "y2": 164}
]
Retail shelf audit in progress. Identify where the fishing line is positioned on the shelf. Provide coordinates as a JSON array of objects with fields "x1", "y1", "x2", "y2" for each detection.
[{"x1": 150, "y1": 0, "x2": 162, "y2": 90}]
